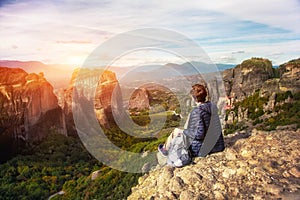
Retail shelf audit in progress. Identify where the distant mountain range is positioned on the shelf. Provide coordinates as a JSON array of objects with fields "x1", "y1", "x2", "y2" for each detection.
[
  {"x1": 0, "y1": 60, "x2": 235, "y2": 89},
  {"x1": 0, "y1": 60, "x2": 74, "y2": 89},
  {"x1": 110, "y1": 62, "x2": 236, "y2": 84}
]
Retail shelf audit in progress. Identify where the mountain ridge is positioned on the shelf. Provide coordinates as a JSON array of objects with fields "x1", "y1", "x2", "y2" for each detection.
[{"x1": 0, "y1": 60, "x2": 74, "y2": 89}]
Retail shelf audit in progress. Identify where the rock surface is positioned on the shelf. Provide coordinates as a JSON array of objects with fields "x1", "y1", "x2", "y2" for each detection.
[
  {"x1": 94, "y1": 70, "x2": 124, "y2": 128},
  {"x1": 223, "y1": 58, "x2": 274, "y2": 99},
  {"x1": 128, "y1": 129, "x2": 300, "y2": 200},
  {"x1": 278, "y1": 58, "x2": 300, "y2": 93},
  {"x1": 222, "y1": 58, "x2": 300, "y2": 102},
  {"x1": 222, "y1": 58, "x2": 300, "y2": 128},
  {"x1": 0, "y1": 67, "x2": 66, "y2": 161},
  {"x1": 128, "y1": 88, "x2": 150, "y2": 111},
  {"x1": 57, "y1": 69, "x2": 124, "y2": 129},
  {"x1": 0, "y1": 67, "x2": 58, "y2": 126},
  {"x1": 0, "y1": 67, "x2": 66, "y2": 139}
]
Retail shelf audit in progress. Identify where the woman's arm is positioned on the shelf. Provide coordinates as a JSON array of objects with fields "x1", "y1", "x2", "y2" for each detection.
[
  {"x1": 183, "y1": 107, "x2": 211, "y2": 140},
  {"x1": 183, "y1": 108, "x2": 200, "y2": 139},
  {"x1": 195, "y1": 109, "x2": 211, "y2": 140}
]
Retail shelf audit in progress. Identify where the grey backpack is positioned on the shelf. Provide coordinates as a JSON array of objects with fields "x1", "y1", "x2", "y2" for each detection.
[{"x1": 166, "y1": 134, "x2": 192, "y2": 167}]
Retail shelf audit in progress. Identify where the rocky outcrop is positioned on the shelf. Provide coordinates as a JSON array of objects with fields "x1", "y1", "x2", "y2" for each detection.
[
  {"x1": 94, "y1": 70, "x2": 124, "y2": 128},
  {"x1": 223, "y1": 58, "x2": 300, "y2": 101},
  {"x1": 278, "y1": 58, "x2": 300, "y2": 93},
  {"x1": 0, "y1": 67, "x2": 66, "y2": 161},
  {"x1": 57, "y1": 69, "x2": 124, "y2": 130},
  {"x1": 255, "y1": 58, "x2": 300, "y2": 98},
  {"x1": 127, "y1": 83, "x2": 181, "y2": 113},
  {"x1": 55, "y1": 68, "x2": 78, "y2": 136},
  {"x1": 223, "y1": 58, "x2": 274, "y2": 99},
  {"x1": 222, "y1": 58, "x2": 300, "y2": 126},
  {"x1": 259, "y1": 78, "x2": 280, "y2": 97},
  {"x1": 55, "y1": 86, "x2": 75, "y2": 136},
  {"x1": 263, "y1": 92, "x2": 277, "y2": 112},
  {"x1": 128, "y1": 88, "x2": 150, "y2": 111},
  {"x1": 129, "y1": 129, "x2": 300, "y2": 200}
]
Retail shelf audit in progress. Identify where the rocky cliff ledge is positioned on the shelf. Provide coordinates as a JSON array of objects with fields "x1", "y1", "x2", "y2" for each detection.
[{"x1": 128, "y1": 129, "x2": 300, "y2": 200}]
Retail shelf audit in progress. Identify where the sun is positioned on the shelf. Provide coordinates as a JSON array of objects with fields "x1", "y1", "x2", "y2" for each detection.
[{"x1": 66, "y1": 56, "x2": 86, "y2": 66}]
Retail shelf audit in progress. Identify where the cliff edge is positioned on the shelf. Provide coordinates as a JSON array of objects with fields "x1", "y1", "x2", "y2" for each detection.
[{"x1": 128, "y1": 129, "x2": 300, "y2": 200}]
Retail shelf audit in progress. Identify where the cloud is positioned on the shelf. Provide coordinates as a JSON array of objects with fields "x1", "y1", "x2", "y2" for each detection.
[
  {"x1": 232, "y1": 51, "x2": 245, "y2": 54},
  {"x1": 11, "y1": 44, "x2": 18, "y2": 49},
  {"x1": 215, "y1": 55, "x2": 237, "y2": 64},
  {"x1": 268, "y1": 52, "x2": 284, "y2": 56},
  {"x1": 0, "y1": 0, "x2": 299, "y2": 65},
  {"x1": 193, "y1": 0, "x2": 300, "y2": 33},
  {"x1": 56, "y1": 40, "x2": 92, "y2": 44}
]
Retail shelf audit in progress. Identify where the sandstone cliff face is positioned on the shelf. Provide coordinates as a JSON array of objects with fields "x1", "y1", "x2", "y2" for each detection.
[
  {"x1": 127, "y1": 84, "x2": 181, "y2": 115},
  {"x1": 222, "y1": 58, "x2": 300, "y2": 128},
  {"x1": 55, "y1": 69, "x2": 77, "y2": 136},
  {"x1": 57, "y1": 69, "x2": 124, "y2": 130},
  {"x1": 128, "y1": 88, "x2": 150, "y2": 111},
  {"x1": 223, "y1": 58, "x2": 274, "y2": 99},
  {"x1": 55, "y1": 86, "x2": 75, "y2": 136},
  {"x1": 0, "y1": 67, "x2": 66, "y2": 161},
  {"x1": 94, "y1": 70, "x2": 124, "y2": 128},
  {"x1": 278, "y1": 58, "x2": 300, "y2": 93},
  {"x1": 129, "y1": 129, "x2": 300, "y2": 200},
  {"x1": 223, "y1": 58, "x2": 300, "y2": 100}
]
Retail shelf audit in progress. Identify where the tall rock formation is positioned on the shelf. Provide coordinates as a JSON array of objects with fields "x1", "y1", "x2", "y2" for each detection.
[
  {"x1": 94, "y1": 70, "x2": 124, "y2": 128},
  {"x1": 0, "y1": 67, "x2": 66, "y2": 161},
  {"x1": 223, "y1": 58, "x2": 274, "y2": 99},
  {"x1": 278, "y1": 58, "x2": 300, "y2": 93},
  {"x1": 55, "y1": 69, "x2": 79, "y2": 137},
  {"x1": 127, "y1": 83, "x2": 180, "y2": 113},
  {"x1": 222, "y1": 57, "x2": 300, "y2": 111},
  {"x1": 128, "y1": 88, "x2": 150, "y2": 111},
  {"x1": 57, "y1": 69, "x2": 124, "y2": 130}
]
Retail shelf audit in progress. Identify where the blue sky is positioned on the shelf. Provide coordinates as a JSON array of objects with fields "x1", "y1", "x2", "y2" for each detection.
[{"x1": 0, "y1": 0, "x2": 300, "y2": 67}]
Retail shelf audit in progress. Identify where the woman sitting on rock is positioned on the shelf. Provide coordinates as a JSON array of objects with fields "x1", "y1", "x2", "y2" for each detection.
[{"x1": 158, "y1": 84, "x2": 225, "y2": 165}]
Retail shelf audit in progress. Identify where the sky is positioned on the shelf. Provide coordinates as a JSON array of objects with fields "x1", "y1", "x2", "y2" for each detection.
[{"x1": 1, "y1": 0, "x2": 300, "y2": 68}]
